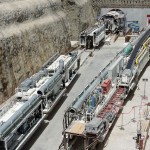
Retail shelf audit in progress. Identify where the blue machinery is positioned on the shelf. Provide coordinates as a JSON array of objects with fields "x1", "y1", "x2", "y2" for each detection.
[
  {"x1": 61, "y1": 26, "x2": 150, "y2": 150},
  {"x1": 0, "y1": 52, "x2": 81, "y2": 150}
]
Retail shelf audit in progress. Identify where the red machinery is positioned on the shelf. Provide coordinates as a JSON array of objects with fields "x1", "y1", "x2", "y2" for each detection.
[{"x1": 101, "y1": 79, "x2": 111, "y2": 94}]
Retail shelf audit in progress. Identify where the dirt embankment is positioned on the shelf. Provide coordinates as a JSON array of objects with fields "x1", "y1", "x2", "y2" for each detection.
[{"x1": 0, "y1": 0, "x2": 100, "y2": 102}]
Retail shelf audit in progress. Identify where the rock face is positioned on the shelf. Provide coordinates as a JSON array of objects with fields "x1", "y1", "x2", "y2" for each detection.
[{"x1": 0, "y1": 0, "x2": 100, "y2": 102}]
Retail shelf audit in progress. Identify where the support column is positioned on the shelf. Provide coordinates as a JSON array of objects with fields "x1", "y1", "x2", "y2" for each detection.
[{"x1": 64, "y1": 134, "x2": 67, "y2": 150}]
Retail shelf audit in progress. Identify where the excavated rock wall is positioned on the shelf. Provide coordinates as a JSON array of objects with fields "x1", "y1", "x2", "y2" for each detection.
[{"x1": 0, "y1": 0, "x2": 100, "y2": 102}]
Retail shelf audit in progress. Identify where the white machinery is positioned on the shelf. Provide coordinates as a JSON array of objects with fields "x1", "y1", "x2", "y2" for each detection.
[
  {"x1": 0, "y1": 51, "x2": 81, "y2": 150},
  {"x1": 80, "y1": 9, "x2": 126, "y2": 50},
  {"x1": 80, "y1": 23, "x2": 105, "y2": 49}
]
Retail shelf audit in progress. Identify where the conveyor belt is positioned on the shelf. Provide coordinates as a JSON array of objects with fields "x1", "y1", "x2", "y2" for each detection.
[{"x1": 126, "y1": 28, "x2": 150, "y2": 69}]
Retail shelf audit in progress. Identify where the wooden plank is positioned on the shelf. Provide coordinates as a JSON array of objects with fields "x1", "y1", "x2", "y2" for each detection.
[{"x1": 66, "y1": 121, "x2": 85, "y2": 135}]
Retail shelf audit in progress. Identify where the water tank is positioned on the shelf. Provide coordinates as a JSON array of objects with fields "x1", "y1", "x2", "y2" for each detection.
[{"x1": 123, "y1": 43, "x2": 132, "y2": 56}]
